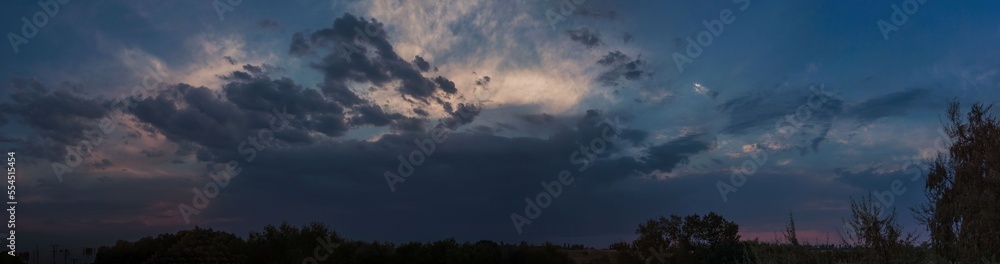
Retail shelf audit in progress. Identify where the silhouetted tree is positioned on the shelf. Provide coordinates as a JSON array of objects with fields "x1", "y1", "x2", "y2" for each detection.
[
  {"x1": 634, "y1": 212, "x2": 742, "y2": 263},
  {"x1": 93, "y1": 226, "x2": 246, "y2": 264},
  {"x1": 915, "y1": 101, "x2": 1000, "y2": 262},
  {"x1": 840, "y1": 194, "x2": 916, "y2": 263},
  {"x1": 245, "y1": 221, "x2": 341, "y2": 263},
  {"x1": 784, "y1": 212, "x2": 799, "y2": 247}
]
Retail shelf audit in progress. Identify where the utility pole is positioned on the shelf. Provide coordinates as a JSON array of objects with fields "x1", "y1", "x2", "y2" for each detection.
[{"x1": 50, "y1": 244, "x2": 57, "y2": 264}]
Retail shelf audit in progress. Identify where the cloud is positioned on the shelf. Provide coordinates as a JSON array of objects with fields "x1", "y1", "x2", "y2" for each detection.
[
  {"x1": 717, "y1": 84, "x2": 844, "y2": 154},
  {"x1": 631, "y1": 134, "x2": 716, "y2": 175},
  {"x1": 433, "y1": 76, "x2": 458, "y2": 94},
  {"x1": 349, "y1": 104, "x2": 406, "y2": 127},
  {"x1": 289, "y1": 32, "x2": 311, "y2": 57},
  {"x1": 0, "y1": 78, "x2": 112, "y2": 160},
  {"x1": 358, "y1": 0, "x2": 603, "y2": 114},
  {"x1": 412, "y1": 55, "x2": 431, "y2": 72},
  {"x1": 566, "y1": 27, "x2": 602, "y2": 48},
  {"x1": 595, "y1": 51, "x2": 649, "y2": 87},
  {"x1": 257, "y1": 19, "x2": 281, "y2": 30},
  {"x1": 845, "y1": 88, "x2": 930, "y2": 126},
  {"x1": 296, "y1": 13, "x2": 458, "y2": 103}
]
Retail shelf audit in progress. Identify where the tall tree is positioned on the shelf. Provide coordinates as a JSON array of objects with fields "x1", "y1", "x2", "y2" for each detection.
[{"x1": 915, "y1": 101, "x2": 1000, "y2": 262}]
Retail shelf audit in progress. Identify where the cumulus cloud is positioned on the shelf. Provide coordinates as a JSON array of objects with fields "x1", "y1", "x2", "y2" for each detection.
[
  {"x1": 566, "y1": 27, "x2": 602, "y2": 48},
  {"x1": 595, "y1": 51, "x2": 649, "y2": 87}
]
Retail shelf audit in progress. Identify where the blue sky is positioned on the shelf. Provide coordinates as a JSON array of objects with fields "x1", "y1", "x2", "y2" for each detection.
[{"x1": 1, "y1": 0, "x2": 999, "y2": 253}]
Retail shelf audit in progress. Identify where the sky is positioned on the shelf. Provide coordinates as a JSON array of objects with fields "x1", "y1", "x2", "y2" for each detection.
[{"x1": 1, "y1": 0, "x2": 999, "y2": 253}]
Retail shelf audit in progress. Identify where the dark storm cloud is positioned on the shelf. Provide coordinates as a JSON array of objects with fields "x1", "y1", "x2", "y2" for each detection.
[
  {"x1": 191, "y1": 106, "x2": 714, "y2": 242},
  {"x1": 632, "y1": 134, "x2": 715, "y2": 174},
  {"x1": 389, "y1": 116, "x2": 426, "y2": 134},
  {"x1": 616, "y1": 128, "x2": 650, "y2": 146},
  {"x1": 108, "y1": 13, "x2": 476, "y2": 164},
  {"x1": 349, "y1": 104, "x2": 406, "y2": 127},
  {"x1": 433, "y1": 76, "x2": 458, "y2": 94},
  {"x1": 1, "y1": 11, "x2": 498, "y2": 248},
  {"x1": 2, "y1": 79, "x2": 108, "y2": 141},
  {"x1": 123, "y1": 51, "x2": 473, "y2": 163},
  {"x1": 413, "y1": 55, "x2": 431, "y2": 72},
  {"x1": 130, "y1": 84, "x2": 250, "y2": 152},
  {"x1": 0, "y1": 78, "x2": 112, "y2": 160},
  {"x1": 223, "y1": 64, "x2": 410, "y2": 134},
  {"x1": 124, "y1": 66, "x2": 345, "y2": 161},
  {"x1": 845, "y1": 88, "x2": 930, "y2": 125},
  {"x1": 566, "y1": 27, "x2": 602, "y2": 48},
  {"x1": 293, "y1": 13, "x2": 456, "y2": 101},
  {"x1": 226, "y1": 110, "x2": 708, "y2": 221},
  {"x1": 289, "y1": 32, "x2": 311, "y2": 57},
  {"x1": 595, "y1": 51, "x2": 649, "y2": 86},
  {"x1": 131, "y1": 85, "x2": 292, "y2": 163},
  {"x1": 597, "y1": 51, "x2": 629, "y2": 66},
  {"x1": 441, "y1": 103, "x2": 482, "y2": 129},
  {"x1": 226, "y1": 78, "x2": 326, "y2": 123}
]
